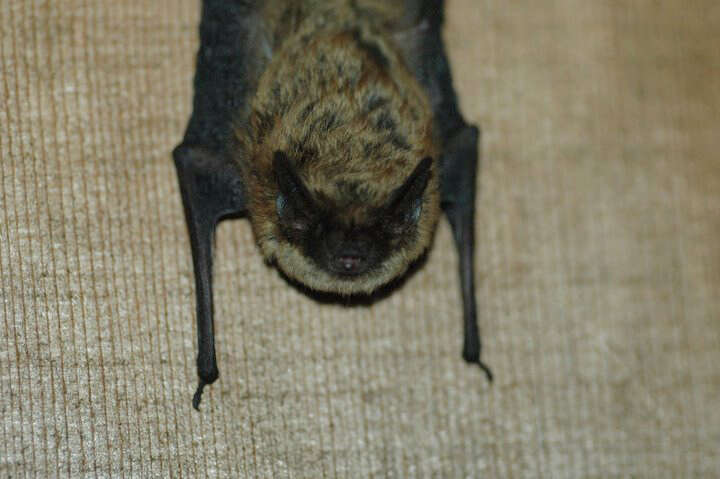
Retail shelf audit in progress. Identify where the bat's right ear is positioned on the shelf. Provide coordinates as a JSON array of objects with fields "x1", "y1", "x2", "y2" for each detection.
[
  {"x1": 273, "y1": 151, "x2": 318, "y2": 233},
  {"x1": 382, "y1": 157, "x2": 432, "y2": 234}
]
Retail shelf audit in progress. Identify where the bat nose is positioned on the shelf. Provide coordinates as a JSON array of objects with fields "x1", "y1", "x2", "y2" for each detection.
[
  {"x1": 332, "y1": 252, "x2": 367, "y2": 276},
  {"x1": 339, "y1": 255, "x2": 363, "y2": 272},
  {"x1": 324, "y1": 232, "x2": 372, "y2": 276}
]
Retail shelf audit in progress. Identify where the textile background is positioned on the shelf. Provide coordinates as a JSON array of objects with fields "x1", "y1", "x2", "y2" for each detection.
[{"x1": 1, "y1": 0, "x2": 719, "y2": 476}]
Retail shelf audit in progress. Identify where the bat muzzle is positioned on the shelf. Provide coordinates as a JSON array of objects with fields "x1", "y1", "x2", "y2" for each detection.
[{"x1": 331, "y1": 253, "x2": 368, "y2": 276}]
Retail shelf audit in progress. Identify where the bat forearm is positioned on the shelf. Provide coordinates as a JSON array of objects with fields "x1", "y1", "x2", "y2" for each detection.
[
  {"x1": 173, "y1": 145, "x2": 246, "y2": 409},
  {"x1": 442, "y1": 125, "x2": 492, "y2": 380}
]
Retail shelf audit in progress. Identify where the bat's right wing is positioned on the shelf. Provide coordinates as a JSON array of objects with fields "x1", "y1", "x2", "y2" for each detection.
[
  {"x1": 391, "y1": 0, "x2": 493, "y2": 380},
  {"x1": 173, "y1": 0, "x2": 271, "y2": 410}
]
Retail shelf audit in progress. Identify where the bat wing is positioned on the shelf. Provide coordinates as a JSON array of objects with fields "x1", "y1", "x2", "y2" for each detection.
[
  {"x1": 392, "y1": 1, "x2": 493, "y2": 379},
  {"x1": 173, "y1": 0, "x2": 271, "y2": 409}
]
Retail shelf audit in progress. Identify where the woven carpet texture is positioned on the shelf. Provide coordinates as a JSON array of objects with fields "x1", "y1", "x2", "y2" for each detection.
[{"x1": 1, "y1": 0, "x2": 719, "y2": 477}]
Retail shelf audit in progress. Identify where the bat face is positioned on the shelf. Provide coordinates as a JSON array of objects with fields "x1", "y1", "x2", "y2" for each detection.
[{"x1": 268, "y1": 152, "x2": 436, "y2": 294}]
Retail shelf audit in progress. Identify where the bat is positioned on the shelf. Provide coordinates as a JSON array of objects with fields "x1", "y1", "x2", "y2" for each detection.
[{"x1": 173, "y1": 0, "x2": 492, "y2": 410}]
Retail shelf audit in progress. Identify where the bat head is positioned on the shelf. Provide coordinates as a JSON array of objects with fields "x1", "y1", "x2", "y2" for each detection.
[
  {"x1": 252, "y1": 151, "x2": 440, "y2": 295},
  {"x1": 237, "y1": 21, "x2": 442, "y2": 295}
]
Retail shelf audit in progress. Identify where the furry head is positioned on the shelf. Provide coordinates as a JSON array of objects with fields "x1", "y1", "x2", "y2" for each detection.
[{"x1": 236, "y1": 12, "x2": 440, "y2": 295}]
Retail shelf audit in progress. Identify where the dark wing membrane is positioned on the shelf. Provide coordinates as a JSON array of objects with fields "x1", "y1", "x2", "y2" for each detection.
[
  {"x1": 182, "y1": 0, "x2": 271, "y2": 150},
  {"x1": 174, "y1": 0, "x2": 271, "y2": 409},
  {"x1": 391, "y1": 0, "x2": 493, "y2": 379},
  {"x1": 389, "y1": 0, "x2": 468, "y2": 142}
]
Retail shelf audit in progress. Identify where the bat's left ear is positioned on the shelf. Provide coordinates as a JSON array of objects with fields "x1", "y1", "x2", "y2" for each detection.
[
  {"x1": 273, "y1": 151, "x2": 318, "y2": 233},
  {"x1": 382, "y1": 157, "x2": 432, "y2": 233}
]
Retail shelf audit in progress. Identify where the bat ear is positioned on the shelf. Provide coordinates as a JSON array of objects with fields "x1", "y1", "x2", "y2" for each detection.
[
  {"x1": 273, "y1": 151, "x2": 317, "y2": 232},
  {"x1": 383, "y1": 157, "x2": 432, "y2": 233}
]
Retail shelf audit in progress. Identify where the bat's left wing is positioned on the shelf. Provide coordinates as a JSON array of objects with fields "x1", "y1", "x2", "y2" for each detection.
[
  {"x1": 173, "y1": 0, "x2": 271, "y2": 409},
  {"x1": 391, "y1": 0, "x2": 493, "y2": 380}
]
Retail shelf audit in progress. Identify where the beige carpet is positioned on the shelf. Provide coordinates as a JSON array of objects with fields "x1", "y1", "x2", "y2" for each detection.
[{"x1": 2, "y1": 0, "x2": 719, "y2": 477}]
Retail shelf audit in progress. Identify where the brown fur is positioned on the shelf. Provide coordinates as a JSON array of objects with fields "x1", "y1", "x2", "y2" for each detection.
[{"x1": 235, "y1": 1, "x2": 440, "y2": 295}]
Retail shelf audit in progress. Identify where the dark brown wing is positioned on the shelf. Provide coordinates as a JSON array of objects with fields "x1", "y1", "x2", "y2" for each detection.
[
  {"x1": 391, "y1": 0, "x2": 493, "y2": 379},
  {"x1": 173, "y1": 0, "x2": 271, "y2": 409}
]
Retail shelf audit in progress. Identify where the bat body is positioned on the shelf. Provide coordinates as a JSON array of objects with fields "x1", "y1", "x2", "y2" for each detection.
[{"x1": 174, "y1": 0, "x2": 491, "y2": 410}]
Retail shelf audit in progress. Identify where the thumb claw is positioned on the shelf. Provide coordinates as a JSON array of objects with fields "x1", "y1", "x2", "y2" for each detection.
[
  {"x1": 477, "y1": 360, "x2": 494, "y2": 382},
  {"x1": 192, "y1": 381, "x2": 206, "y2": 410}
]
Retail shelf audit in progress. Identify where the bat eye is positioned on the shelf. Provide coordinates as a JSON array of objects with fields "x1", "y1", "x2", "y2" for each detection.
[
  {"x1": 276, "y1": 194, "x2": 287, "y2": 215},
  {"x1": 276, "y1": 193, "x2": 311, "y2": 233},
  {"x1": 408, "y1": 201, "x2": 422, "y2": 223},
  {"x1": 381, "y1": 157, "x2": 431, "y2": 235},
  {"x1": 385, "y1": 200, "x2": 423, "y2": 236}
]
